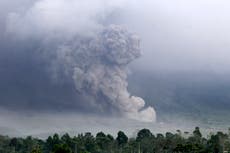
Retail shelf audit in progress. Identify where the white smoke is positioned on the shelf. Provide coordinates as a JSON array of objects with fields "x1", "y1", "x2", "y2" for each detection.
[{"x1": 6, "y1": 0, "x2": 156, "y2": 122}]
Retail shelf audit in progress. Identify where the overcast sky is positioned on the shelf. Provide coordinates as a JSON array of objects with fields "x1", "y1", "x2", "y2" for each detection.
[
  {"x1": 2, "y1": 0, "x2": 230, "y2": 73},
  {"x1": 1, "y1": 0, "x2": 230, "y2": 136}
]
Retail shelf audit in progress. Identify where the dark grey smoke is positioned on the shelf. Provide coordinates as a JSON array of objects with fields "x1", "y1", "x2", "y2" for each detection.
[
  {"x1": 1, "y1": 0, "x2": 230, "y2": 135},
  {"x1": 1, "y1": 0, "x2": 156, "y2": 122},
  {"x1": 54, "y1": 25, "x2": 155, "y2": 121}
]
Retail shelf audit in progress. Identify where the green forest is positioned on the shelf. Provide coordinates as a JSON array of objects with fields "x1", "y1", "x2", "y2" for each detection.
[{"x1": 0, "y1": 127, "x2": 229, "y2": 153}]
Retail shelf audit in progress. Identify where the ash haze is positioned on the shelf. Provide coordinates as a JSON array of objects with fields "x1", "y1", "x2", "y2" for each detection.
[{"x1": 1, "y1": 0, "x2": 230, "y2": 137}]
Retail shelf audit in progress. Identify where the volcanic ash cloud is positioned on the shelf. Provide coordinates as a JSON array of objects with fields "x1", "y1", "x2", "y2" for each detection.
[{"x1": 56, "y1": 25, "x2": 156, "y2": 122}]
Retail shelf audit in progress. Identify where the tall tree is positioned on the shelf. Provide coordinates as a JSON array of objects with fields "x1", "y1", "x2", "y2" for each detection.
[{"x1": 116, "y1": 131, "x2": 128, "y2": 146}]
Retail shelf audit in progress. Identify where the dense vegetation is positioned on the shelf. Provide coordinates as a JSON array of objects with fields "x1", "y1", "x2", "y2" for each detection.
[{"x1": 0, "y1": 127, "x2": 230, "y2": 153}]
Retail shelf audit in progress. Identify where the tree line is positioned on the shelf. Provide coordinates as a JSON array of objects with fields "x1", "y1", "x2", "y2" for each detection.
[{"x1": 0, "y1": 127, "x2": 230, "y2": 153}]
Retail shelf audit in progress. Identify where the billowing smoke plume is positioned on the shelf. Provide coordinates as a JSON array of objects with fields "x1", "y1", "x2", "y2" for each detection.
[
  {"x1": 55, "y1": 25, "x2": 156, "y2": 122},
  {"x1": 6, "y1": 0, "x2": 156, "y2": 122}
]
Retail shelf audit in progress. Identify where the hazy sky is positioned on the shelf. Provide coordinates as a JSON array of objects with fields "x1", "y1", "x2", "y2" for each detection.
[
  {"x1": 118, "y1": 0, "x2": 230, "y2": 73},
  {"x1": 2, "y1": 0, "x2": 230, "y2": 73},
  {"x1": 1, "y1": 0, "x2": 230, "y2": 136}
]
